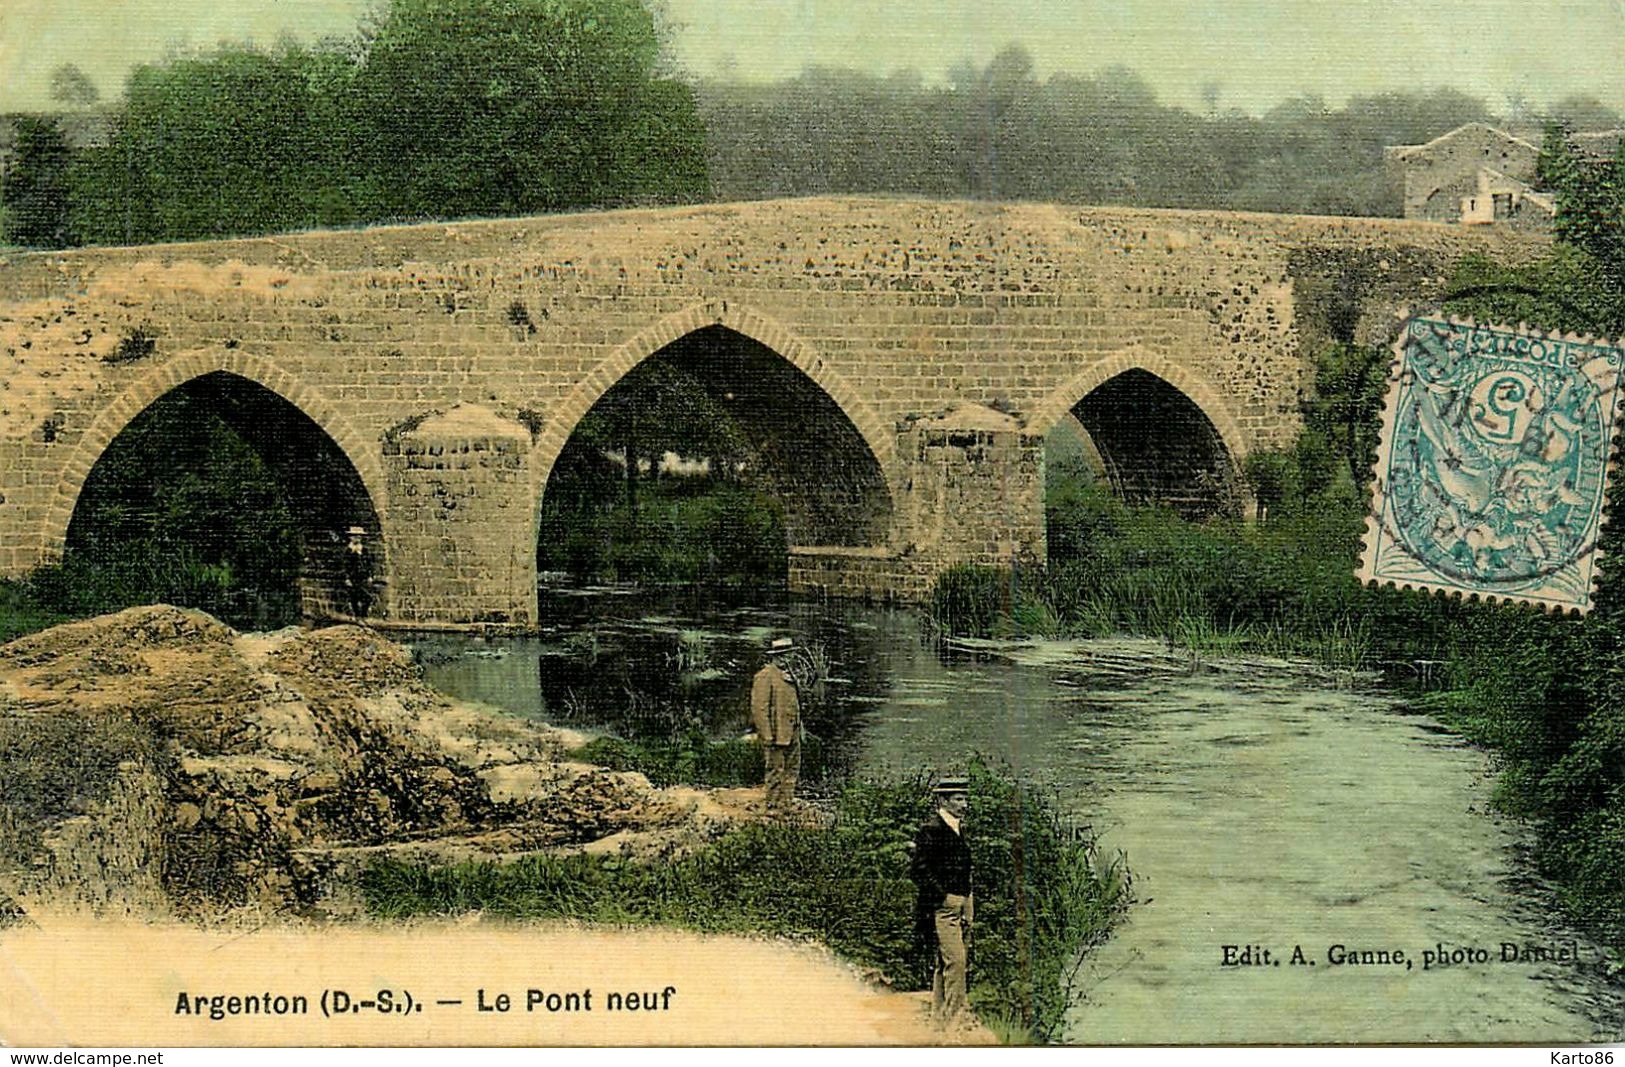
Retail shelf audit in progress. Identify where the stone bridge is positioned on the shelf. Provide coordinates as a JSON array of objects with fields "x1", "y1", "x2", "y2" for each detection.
[{"x1": 0, "y1": 198, "x2": 1540, "y2": 628}]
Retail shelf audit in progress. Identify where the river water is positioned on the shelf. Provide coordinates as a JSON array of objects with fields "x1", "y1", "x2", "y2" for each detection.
[{"x1": 407, "y1": 591, "x2": 1623, "y2": 1045}]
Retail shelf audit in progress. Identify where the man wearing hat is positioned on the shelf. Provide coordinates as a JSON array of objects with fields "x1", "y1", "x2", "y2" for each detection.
[
  {"x1": 341, "y1": 526, "x2": 372, "y2": 621},
  {"x1": 748, "y1": 637, "x2": 802, "y2": 813},
  {"x1": 912, "y1": 775, "x2": 974, "y2": 1028}
]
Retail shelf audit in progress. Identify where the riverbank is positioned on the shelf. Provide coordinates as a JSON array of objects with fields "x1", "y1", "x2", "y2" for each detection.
[
  {"x1": 0, "y1": 604, "x2": 1125, "y2": 1045},
  {"x1": 0, "y1": 604, "x2": 766, "y2": 917},
  {"x1": 837, "y1": 632, "x2": 1625, "y2": 1044}
]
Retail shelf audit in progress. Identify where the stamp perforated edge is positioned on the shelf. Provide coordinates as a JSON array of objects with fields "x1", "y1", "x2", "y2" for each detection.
[{"x1": 1356, "y1": 313, "x2": 1625, "y2": 615}]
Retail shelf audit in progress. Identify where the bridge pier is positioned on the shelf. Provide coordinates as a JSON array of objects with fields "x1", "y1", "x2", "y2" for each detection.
[
  {"x1": 378, "y1": 406, "x2": 537, "y2": 628},
  {"x1": 789, "y1": 405, "x2": 1046, "y2": 603}
]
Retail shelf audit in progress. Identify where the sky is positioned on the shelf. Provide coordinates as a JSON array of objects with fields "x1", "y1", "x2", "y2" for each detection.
[{"x1": 2, "y1": 0, "x2": 1623, "y2": 116}]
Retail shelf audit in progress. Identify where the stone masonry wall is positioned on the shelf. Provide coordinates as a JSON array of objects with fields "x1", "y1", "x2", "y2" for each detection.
[
  {"x1": 382, "y1": 407, "x2": 535, "y2": 625},
  {"x1": 0, "y1": 198, "x2": 1546, "y2": 622},
  {"x1": 1387, "y1": 124, "x2": 1540, "y2": 223}
]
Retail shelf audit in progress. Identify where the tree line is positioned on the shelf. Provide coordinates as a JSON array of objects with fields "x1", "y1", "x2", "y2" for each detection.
[
  {"x1": 8, "y1": 20, "x2": 1625, "y2": 249},
  {"x1": 697, "y1": 48, "x2": 1619, "y2": 216},
  {"x1": 2, "y1": 0, "x2": 708, "y2": 247}
]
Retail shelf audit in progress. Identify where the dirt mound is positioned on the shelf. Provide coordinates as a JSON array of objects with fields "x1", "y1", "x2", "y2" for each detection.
[{"x1": 0, "y1": 606, "x2": 747, "y2": 919}]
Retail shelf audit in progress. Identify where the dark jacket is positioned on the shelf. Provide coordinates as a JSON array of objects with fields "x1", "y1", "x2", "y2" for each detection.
[{"x1": 911, "y1": 811, "x2": 972, "y2": 903}]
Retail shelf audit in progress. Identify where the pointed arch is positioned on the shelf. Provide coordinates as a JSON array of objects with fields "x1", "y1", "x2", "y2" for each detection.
[
  {"x1": 1028, "y1": 350, "x2": 1253, "y2": 518},
  {"x1": 1025, "y1": 350, "x2": 1252, "y2": 468},
  {"x1": 39, "y1": 347, "x2": 389, "y2": 564},
  {"x1": 531, "y1": 301, "x2": 901, "y2": 529}
]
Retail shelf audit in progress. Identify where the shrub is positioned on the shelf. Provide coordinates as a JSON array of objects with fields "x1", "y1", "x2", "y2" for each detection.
[
  {"x1": 362, "y1": 761, "x2": 1131, "y2": 1043},
  {"x1": 929, "y1": 564, "x2": 1012, "y2": 638}
]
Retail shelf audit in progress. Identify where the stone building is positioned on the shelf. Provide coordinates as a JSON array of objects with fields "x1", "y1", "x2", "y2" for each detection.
[
  {"x1": 1384, "y1": 123, "x2": 1546, "y2": 230},
  {"x1": 1386, "y1": 122, "x2": 1624, "y2": 232}
]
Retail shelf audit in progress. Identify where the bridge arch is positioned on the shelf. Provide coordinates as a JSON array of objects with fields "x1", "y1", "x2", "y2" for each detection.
[
  {"x1": 1028, "y1": 351, "x2": 1252, "y2": 518},
  {"x1": 40, "y1": 348, "x2": 391, "y2": 620},
  {"x1": 42, "y1": 347, "x2": 389, "y2": 562},
  {"x1": 532, "y1": 302, "x2": 901, "y2": 546}
]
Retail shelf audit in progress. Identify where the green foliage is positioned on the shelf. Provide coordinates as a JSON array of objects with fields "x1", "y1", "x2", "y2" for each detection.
[
  {"x1": 1036, "y1": 480, "x2": 1389, "y2": 658},
  {"x1": 72, "y1": 45, "x2": 353, "y2": 244},
  {"x1": 539, "y1": 480, "x2": 787, "y2": 586},
  {"x1": 49, "y1": 64, "x2": 100, "y2": 108},
  {"x1": 537, "y1": 354, "x2": 789, "y2": 586},
  {"x1": 570, "y1": 731, "x2": 772, "y2": 788},
  {"x1": 1535, "y1": 124, "x2": 1625, "y2": 301},
  {"x1": 22, "y1": 390, "x2": 304, "y2": 632},
  {"x1": 701, "y1": 60, "x2": 1492, "y2": 215},
  {"x1": 364, "y1": 781, "x2": 928, "y2": 976},
  {"x1": 1298, "y1": 340, "x2": 1392, "y2": 490},
  {"x1": 0, "y1": 579, "x2": 69, "y2": 643},
  {"x1": 66, "y1": 0, "x2": 707, "y2": 244},
  {"x1": 362, "y1": 765, "x2": 1131, "y2": 1043},
  {"x1": 1447, "y1": 249, "x2": 1625, "y2": 338},
  {"x1": 352, "y1": 0, "x2": 704, "y2": 219},
  {"x1": 929, "y1": 565, "x2": 1013, "y2": 638},
  {"x1": 2, "y1": 116, "x2": 75, "y2": 248},
  {"x1": 963, "y1": 760, "x2": 1134, "y2": 1042}
]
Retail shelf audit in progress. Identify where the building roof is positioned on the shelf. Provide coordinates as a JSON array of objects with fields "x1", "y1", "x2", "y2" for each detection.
[
  {"x1": 1389, "y1": 122, "x2": 1625, "y2": 163},
  {"x1": 1386, "y1": 122, "x2": 1541, "y2": 161}
]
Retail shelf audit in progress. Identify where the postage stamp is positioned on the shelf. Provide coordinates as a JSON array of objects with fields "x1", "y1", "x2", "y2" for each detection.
[{"x1": 1360, "y1": 316, "x2": 1625, "y2": 613}]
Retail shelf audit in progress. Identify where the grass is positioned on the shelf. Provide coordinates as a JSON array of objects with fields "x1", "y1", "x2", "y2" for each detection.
[
  {"x1": 0, "y1": 579, "x2": 69, "y2": 643},
  {"x1": 538, "y1": 480, "x2": 788, "y2": 588},
  {"x1": 569, "y1": 727, "x2": 834, "y2": 789},
  {"x1": 364, "y1": 761, "x2": 1133, "y2": 1044},
  {"x1": 567, "y1": 732, "x2": 768, "y2": 788},
  {"x1": 931, "y1": 461, "x2": 1625, "y2": 946},
  {"x1": 937, "y1": 470, "x2": 1465, "y2": 681}
]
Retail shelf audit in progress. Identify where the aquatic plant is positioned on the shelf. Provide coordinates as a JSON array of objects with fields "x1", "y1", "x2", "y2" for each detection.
[
  {"x1": 561, "y1": 630, "x2": 600, "y2": 664},
  {"x1": 670, "y1": 628, "x2": 711, "y2": 673},
  {"x1": 929, "y1": 564, "x2": 1012, "y2": 639}
]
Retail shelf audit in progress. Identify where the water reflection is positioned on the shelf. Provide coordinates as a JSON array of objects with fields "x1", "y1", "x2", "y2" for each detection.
[{"x1": 404, "y1": 590, "x2": 1621, "y2": 1043}]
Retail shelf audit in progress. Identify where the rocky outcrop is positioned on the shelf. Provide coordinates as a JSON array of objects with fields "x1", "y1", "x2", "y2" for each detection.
[{"x1": 0, "y1": 606, "x2": 740, "y2": 918}]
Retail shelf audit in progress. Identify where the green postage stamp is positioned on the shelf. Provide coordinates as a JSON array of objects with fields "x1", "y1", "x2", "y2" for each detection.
[{"x1": 1361, "y1": 316, "x2": 1625, "y2": 612}]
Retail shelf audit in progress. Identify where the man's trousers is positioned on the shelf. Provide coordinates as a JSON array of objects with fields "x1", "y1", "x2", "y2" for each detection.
[
  {"x1": 932, "y1": 892, "x2": 973, "y2": 1026},
  {"x1": 763, "y1": 740, "x2": 800, "y2": 811}
]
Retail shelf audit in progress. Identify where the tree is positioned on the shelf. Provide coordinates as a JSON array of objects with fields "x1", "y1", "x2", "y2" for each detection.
[
  {"x1": 70, "y1": 44, "x2": 351, "y2": 244},
  {"x1": 350, "y1": 0, "x2": 706, "y2": 220},
  {"x1": 49, "y1": 64, "x2": 100, "y2": 107},
  {"x1": 2, "y1": 117, "x2": 75, "y2": 248},
  {"x1": 1535, "y1": 124, "x2": 1625, "y2": 303},
  {"x1": 68, "y1": 0, "x2": 707, "y2": 244},
  {"x1": 953, "y1": 45, "x2": 1038, "y2": 198},
  {"x1": 1300, "y1": 340, "x2": 1389, "y2": 489},
  {"x1": 1543, "y1": 95, "x2": 1623, "y2": 133},
  {"x1": 567, "y1": 358, "x2": 748, "y2": 514}
]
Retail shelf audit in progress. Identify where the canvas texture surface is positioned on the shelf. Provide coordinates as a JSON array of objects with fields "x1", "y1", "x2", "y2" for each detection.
[{"x1": 1, "y1": 0, "x2": 1623, "y2": 1050}]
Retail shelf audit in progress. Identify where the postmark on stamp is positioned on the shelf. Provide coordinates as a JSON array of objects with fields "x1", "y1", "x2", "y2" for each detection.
[{"x1": 1360, "y1": 315, "x2": 1625, "y2": 613}]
